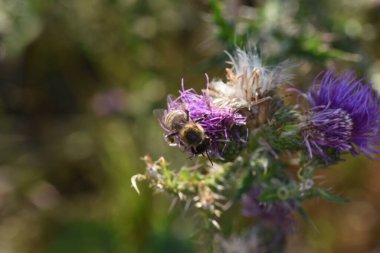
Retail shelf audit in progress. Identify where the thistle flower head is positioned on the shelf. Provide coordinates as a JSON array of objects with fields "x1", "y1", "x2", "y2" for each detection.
[
  {"x1": 241, "y1": 187, "x2": 295, "y2": 228},
  {"x1": 158, "y1": 80, "x2": 247, "y2": 158},
  {"x1": 301, "y1": 70, "x2": 380, "y2": 159},
  {"x1": 207, "y1": 46, "x2": 292, "y2": 110}
]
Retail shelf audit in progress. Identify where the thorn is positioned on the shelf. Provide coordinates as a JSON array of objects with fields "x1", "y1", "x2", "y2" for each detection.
[
  {"x1": 131, "y1": 174, "x2": 145, "y2": 194},
  {"x1": 169, "y1": 198, "x2": 178, "y2": 212},
  {"x1": 210, "y1": 219, "x2": 221, "y2": 230}
]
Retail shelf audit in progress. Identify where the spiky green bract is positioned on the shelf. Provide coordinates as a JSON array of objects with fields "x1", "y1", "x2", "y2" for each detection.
[
  {"x1": 248, "y1": 104, "x2": 302, "y2": 156},
  {"x1": 216, "y1": 141, "x2": 247, "y2": 162},
  {"x1": 133, "y1": 156, "x2": 231, "y2": 223}
]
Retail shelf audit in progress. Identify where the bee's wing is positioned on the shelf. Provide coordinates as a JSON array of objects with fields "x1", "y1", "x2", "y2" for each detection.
[
  {"x1": 153, "y1": 109, "x2": 169, "y2": 131},
  {"x1": 153, "y1": 109, "x2": 165, "y2": 121},
  {"x1": 167, "y1": 94, "x2": 177, "y2": 105}
]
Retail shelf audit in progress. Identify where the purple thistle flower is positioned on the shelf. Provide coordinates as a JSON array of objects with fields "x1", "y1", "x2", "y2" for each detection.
[
  {"x1": 158, "y1": 79, "x2": 247, "y2": 158},
  {"x1": 300, "y1": 70, "x2": 380, "y2": 159},
  {"x1": 241, "y1": 187, "x2": 295, "y2": 228}
]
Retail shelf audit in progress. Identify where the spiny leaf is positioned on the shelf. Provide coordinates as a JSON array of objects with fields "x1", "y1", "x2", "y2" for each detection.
[
  {"x1": 131, "y1": 174, "x2": 146, "y2": 194},
  {"x1": 317, "y1": 189, "x2": 349, "y2": 204},
  {"x1": 210, "y1": 219, "x2": 221, "y2": 230}
]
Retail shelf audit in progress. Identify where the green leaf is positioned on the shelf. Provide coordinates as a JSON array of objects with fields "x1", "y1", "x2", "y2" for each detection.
[
  {"x1": 297, "y1": 207, "x2": 319, "y2": 232},
  {"x1": 317, "y1": 189, "x2": 349, "y2": 204},
  {"x1": 257, "y1": 190, "x2": 279, "y2": 202},
  {"x1": 209, "y1": 0, "x2": 235, "y2": 45},
  {"x1": 297, "y1": 206, "x2": 311, "y2": 222}
]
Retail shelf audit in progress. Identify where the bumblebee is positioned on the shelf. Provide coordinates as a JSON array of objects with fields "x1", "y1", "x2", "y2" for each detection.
[{"x1": 154, "y1": 108, "x2": 213, "y2": 164}]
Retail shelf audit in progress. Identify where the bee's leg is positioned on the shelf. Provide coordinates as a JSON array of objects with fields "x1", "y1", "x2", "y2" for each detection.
[
  {"x1": 199, "y1": 150, "x2": 213, "y2": 166},
  {"x1": 194, "y1": 114, "x2": 208, "y2": 123},
  {"x1": 165, "y1": 131, "x2": 179, "y2": 139},
  {"x1": 165, "y1": 131, "x2": 179, "y2": 146},
  {"x1": 189, "y1": 147, "x2": 197, "y2": 159},
  {"x1": 185, "y1": 109, "x2": 190, "y2": 121},
  {"x1": 204, "y1": 152, "x2": 213, "y2": 166}
]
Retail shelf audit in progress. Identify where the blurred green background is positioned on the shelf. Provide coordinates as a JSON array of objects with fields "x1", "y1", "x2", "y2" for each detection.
[{"x1": 0, "y1": 0, "x2": 380, "y2": 252}]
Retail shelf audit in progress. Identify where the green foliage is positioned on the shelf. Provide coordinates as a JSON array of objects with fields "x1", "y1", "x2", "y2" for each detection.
[
  {"x1": 133, "y1": 156, "x2": 230, "y2": 222},
  {"x1": 209, "y1": 0, "x2": 236, "y2": 47},
  {"x1": 47, "y1": 222, "x2": 125, "y2": 253},
  {"x1": 209, "y1": 0, "x2": 362, "y2": 64}
]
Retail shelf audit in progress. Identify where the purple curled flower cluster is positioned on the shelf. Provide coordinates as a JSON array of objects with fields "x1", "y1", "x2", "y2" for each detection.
[
  {"x1": 299, "y1": 71, "x2": 380, "y2": 160},
  {"x1": 157, "y1": 80, "x2": 247, "y2": 159}
]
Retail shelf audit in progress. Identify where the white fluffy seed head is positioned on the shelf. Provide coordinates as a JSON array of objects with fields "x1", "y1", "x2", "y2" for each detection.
[{"x1": 207, "y1": 45, "x2": 293, "y2": 110}]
